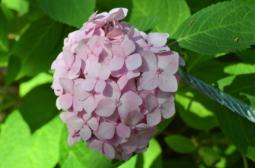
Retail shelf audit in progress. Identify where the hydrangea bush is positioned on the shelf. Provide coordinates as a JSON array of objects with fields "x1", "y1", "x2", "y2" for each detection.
[{"x1": 51, "y1": 8, "x2": 183, "y2": 160}]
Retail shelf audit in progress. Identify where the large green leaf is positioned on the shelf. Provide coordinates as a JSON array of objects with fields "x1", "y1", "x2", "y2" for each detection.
[
  {"x1": 176, "y1": 87, "x2": 219, "y2": 130},
  {"x1": 61, "y1": 152, "x2": 84, "y2": 168},
  {"x1": 236, "y1": 50, "x2": 255, "y2": 64},
  {"x1": 0, "y1": 110, "x2": 63, "y2": 168},
  {"x1": 19, "y1": 83, "x2": 59, "y2": 133},
  {"x1": 37, "y1": 0, "x2": 96, "y2": 28},
  {"x1": 2, "y1": 0, "x2": 29, "y2": 16},
  {"x1": 224, "y1": 63, "x2": 255, "y2": 75},
  {"x1": 214, "y1": 74, "x2": 255, "y2": 161},
  {"x1": 59, "y1": 126, "x2": 123, "y2": 168},
  {"x1": 185, "y1": 0, "x2": 226, "y2": 14},
  {"x1": 232, "y1": 0, "x2": 255, "y2": 2},
  {"x1": 165, "y1": 135, "x2": 196, "y2": 153},
  {"x1": 96, "y1": 0, "x2": 190, "y2": 35},
  {"x1": 171, "y1": 1, "x2": 255, "y2": 55},
  {"x1": 0, "y1": 6, "x2": 8, "y2": 52},
  {"x1": 5, "y1": 17, "x2": 72, "y2": 87}
]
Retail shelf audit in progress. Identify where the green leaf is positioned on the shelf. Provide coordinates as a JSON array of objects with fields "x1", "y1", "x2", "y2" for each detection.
[
  {"x1": 0, "y1": 6, "x2": 8, "y2": 52},
  {"x1": 96, "y1": 0, "x2": 190, "y2": 35},
  {"x1": 143, "y1": 138, "x2": 162, "y2": 168},
  {"x1": 185, "y1": 0, "x2": 226, "y2": 14},
  {"x1": 129, "y1": 15, "x2": 161, "y2": 32},
  {"x1": 155, "y1": 116, "x2": 174, "y2": 136},
  {"x1": 118, "y1": 155, "x2": 139, "y2": 168},
  {"x1": 2, "y1": 0, "x2": 29, "y2": 16},
  {"x1": 19, "y1": 83, "x2": 59, "y2": 132},
  {"x1": 232, "y1": 0, "x2": 255, "y2": 3},
  {"x1": 171, "y1": 1, "x2": 255, "y2": 55},
  {"x1": 59, "y1": 126, "x2": 123, "y2": 168},
  {"x1": 224, "y1": 63, "x2": 255, "y2": 75},
  {"x1": 61, "y1": 152, "x2": 84, "y2": 168},
  {"x1": 236, "y1": 50, "x2": 255, "y2": 64},
  {"x1": 0, "y1": 111, "x2": 64, "y2": 168},
  {"x1": 214, "y1": 74, "x2": 255, "y2": 161},
  {"x1": 198, "y1": 146, "x2": 221, "y2": 166},
  {"x1": 0, "y1": 110, "x2": 30, "y2": 159},
  {"x1": 37, "y1": 0, "x2": 96, "y2": 28},
  {"x1": 6, "y1": 16, "x2": 63, "y2": 85},
  {"x1": 19, "y1": 72, "x2": 53, "y2": 97},
  {"x1": 176, "y1": 87, "x2": 219, "y2": 130},
  {"x1": 165, "y1": 135, "x2": 196, "y2": 153},
  {"x1": 5, "y1": 55, "x2": 21, "y2": 87}
]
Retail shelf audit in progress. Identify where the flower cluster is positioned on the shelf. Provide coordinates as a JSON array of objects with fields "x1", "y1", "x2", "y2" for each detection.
[{"x1": 51, "y1": 8, "x2": 183, "y2": 161}]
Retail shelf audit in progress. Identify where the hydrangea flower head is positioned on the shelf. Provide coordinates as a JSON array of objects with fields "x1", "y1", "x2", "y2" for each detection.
[{"x1": 52, "y1": 8, "x2": 184, "y2": 161}]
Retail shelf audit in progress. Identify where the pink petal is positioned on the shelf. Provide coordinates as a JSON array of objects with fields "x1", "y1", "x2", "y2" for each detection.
[
  {"x1": 87, "y1": 139, "x2": 103, "y2": 152},
  {"x1": 146, "y1": 108, "x2": 161, "y2": 126},
  {"x1": 62, "y1": 49, "x2": 74, "y2": 67},
  {"x1": 95, "y1": 80, "x2": 106, "y2": 93},
  {"x1": 67, "y1": 116, "x2": 84, "y2": 130},
  {"x1": 121, "y1": 152, "x2": 132, "y2": 161},
  {"x1": 59, "y1": 112, "x2": 74, "y2": 123},
  {"x1": 87, "y1": 117, "x2": 99, "y2": 131},
  {"x1": 95, "y1": 98, "x2": 116, "y2": 117},
  {"x1": 72, "y1": 96, "x2": 83, "y2": 111},
  {"x1": 59, "y1": 78, "x2": 73, "y2": 94},
  {"x1": 98, "y1": 122, "x2": 116, "y2": 139},
  {"x1": 109, "y1": 8, "x2": 128, "y2": 20},
  {"x1": 68, "y1": 70, "x2": 80, "y2": 79},
  {"x1": 150, "y1": 46, "x2": 170, "y2": 53},
  {"x1": 83, "y1": 96, "x2": 97, "y2": 113},
  {"x1": 112, "y1": 44, "x2": 125, "y2": 58},
  {"x1": 121, "y1": 39, "x2": 135, "y2": 56},
  {"x1": 139, "y1": 72, "x2": 158, "y2": 90},
  {"x1": 81, "y1": 77, "x2": 97, "y2": 92},
  {"x1": 68, "y1": 134, "x2": 76, "y2": 146},
  {"x1": 75, "y1": 42, "x2": 88, "y2": 61},
  {"x1": 103, "y1": 143, "x2": 115, "y2": 159},
  {"x1": 104, "y1": 109, "x2": 119, "y2": 122},
  {"x1": 157, "y1": 89, "x2": 175, "y2": 104},
  {"x1": 80, "y1": 125, "x2": 92, "y2": 142},
  {"x1": 139, "y1": 50, "x2": 158, "y2": 72},
  {"x1": 124, "y1": 110, "x2": 144, "y2": 126},
  {"x1": 136, "y1": 123, "x2": 158, "y2": 139},
  {"x1": 158, "y1": 74, "x2": 178, "y2": 92},
  {"x1": 179, "y1": 55, "x2": 185, "y2": 66},
  {"x1": 161, "y1": 102, "x2": 175, "y2": 119},
  {"x1": 158, "y1": 51, "x2": 179, "y2": 75},
  {"x1": 73, "y1": 83, "x2": 91, "y2": 100},
  {"x1": 87, "y1": 62, "x2": 101, "y2": 78},
  {"x1": 103, "y1": 79, "x2": 121, "y2": 100},
  {"x1": 116, "y1": 123, "x2": 131, "y2": 138},
  {"x1": 56, "y1": 96, "x2": 61, "y2": 110},
  {"x1": 59, "y1": 94, "x2": 73, "y2": 110},
  {"x1": 145, "y1": 93, "x2": 158, "y2": 112},
  {"x1": 138, "y1": 138, "x2": 150, "y2": 149},
  {"x1": 70, "y1": 57, "x2": 82, "y2": 74},
  {"x1": 126, "y1": 69, "x2": 140, "y2": 79},
  {"x1": 93, "y1": 47, "x2": 103, "y2": 58},
  {"x1": 111, "y1": 65, "x2": 128, "y2": 78},
  {"x1": 125, "y1": 53, "x2": 142, "y2": 70},
  {"x1": 88, "y1": 35, "x2": 99, "y2": 50},
  {"x1": 117, "y1": 75, "x2": 128, "y2": 90},
  {"x1": 121, "y1": 79, "x2": 136, "y2": 93},
  {"x1": 119, "y1": 91, "x2": 142, "y2": 119},
  {"x1": 83, "y1": 113, "x2": 92, "y2": 121},
  {"x1": 109, "y1": 57, "x2": 125, "y2": 71},
  {"x1": 121, "y1": 134, "x2": 139, "y2": 154},
  {"x1": 147, "y1": 33, "x2": 169, "y2": 47},
  {"x1": 99, "y1": 64, "x2": 111, "y2": 80}
]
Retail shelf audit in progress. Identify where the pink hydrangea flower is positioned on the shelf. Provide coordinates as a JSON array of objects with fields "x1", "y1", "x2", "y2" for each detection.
[{"x1": 52, "y1": 7, "x2": 184, "y2": 161}]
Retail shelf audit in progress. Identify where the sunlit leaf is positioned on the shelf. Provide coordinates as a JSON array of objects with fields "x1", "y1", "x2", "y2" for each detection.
[
  {"x1": 0, "y1": 6, "x2": 8, "y2": 52},
  {"x1": 171, "y1": 1, "x2": 255, "y2": 55}
]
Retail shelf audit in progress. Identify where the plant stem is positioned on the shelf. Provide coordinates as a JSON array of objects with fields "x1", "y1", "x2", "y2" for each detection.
[{"x1": 241, "y1": 153, "x2": 248, "y2": 168}]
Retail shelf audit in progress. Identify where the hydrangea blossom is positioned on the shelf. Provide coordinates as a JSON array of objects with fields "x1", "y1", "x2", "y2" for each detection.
[{"x1": 51, "y1": 8, "x2": 184, "y2": 161}]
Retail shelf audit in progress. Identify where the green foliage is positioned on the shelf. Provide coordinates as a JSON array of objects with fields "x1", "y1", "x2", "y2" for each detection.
[
  {"x1": 5, "y1": 16, "x2": 63, "y2": 86},
  {"x1": 0, "y1": 110, "x2": 63, "y2": 168},
  {"x1": 171, "y1": 1, "x2": 255, "y2": 55},
  {"x1": 37, "y1": 0, "x2": 96, "y2": 28},
  {"x1": 2, "y1": 0, "x2": 29, "y2": 16},
  {"x1": 61, "y1": 152, "x2": 84, "y2": 168},
  {"x1": 18, "y1": 83, "x2": 59, "y2": 132},
  {"x1": 214, "y1": 74, "x2": 255, "y2": 162},
  {"x1": 236, "y1": 50, "x2": 255, "y2": 64},
  {"x1": 0, "y1": 6, "x2": 8, "y2": 52},
  {"x1": 176, "y1": 87, "x2": 219, "y2": 130},
  {"x1": 186, "y1": 0, "x2": 226, "y2": 14},
  {"x1": 198, "y1": 146, "x2": 221, "y2": 166},
  {"x1": 165, "y1": 135, "x2": 196, "y2": 153}
]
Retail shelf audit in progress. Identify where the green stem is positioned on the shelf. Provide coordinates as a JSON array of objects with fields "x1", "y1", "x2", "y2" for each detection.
[{"x1": 241, "y1": 153, "x2": 248, "y2": 168}]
